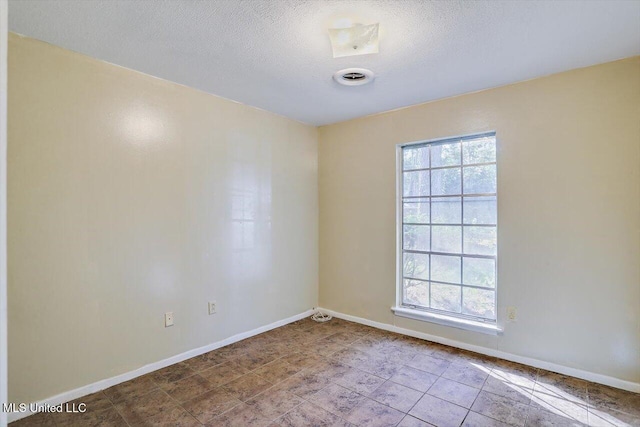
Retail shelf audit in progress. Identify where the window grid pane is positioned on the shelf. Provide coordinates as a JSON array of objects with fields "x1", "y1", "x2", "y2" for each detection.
[{"x1": 401, "y1": 133, "x2": 497, "y2": 323}]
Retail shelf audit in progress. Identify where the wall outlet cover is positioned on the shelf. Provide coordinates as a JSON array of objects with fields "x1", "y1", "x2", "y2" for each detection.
[{"x1": 165, "y1": 312, "x2": 174, "y2": 327}]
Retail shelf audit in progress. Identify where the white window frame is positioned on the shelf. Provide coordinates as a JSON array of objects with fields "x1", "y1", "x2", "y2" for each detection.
[{"x1": 392, "y1": 132, "x2": 503, "y2": 335}]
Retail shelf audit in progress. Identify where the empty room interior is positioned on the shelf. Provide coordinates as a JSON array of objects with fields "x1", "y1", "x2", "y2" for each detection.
[{"x1": 0, "y1": 0, "x2": 639, "y2": 426}]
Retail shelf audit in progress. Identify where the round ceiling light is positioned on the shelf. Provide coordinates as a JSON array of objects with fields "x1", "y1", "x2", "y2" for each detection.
[{"x1": 333, "y1": 68, "x2": 375, "y2": 86}]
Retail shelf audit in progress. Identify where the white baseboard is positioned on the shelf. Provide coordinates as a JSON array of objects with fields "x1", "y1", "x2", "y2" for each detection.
[
  {"x1": 318, "y1": 307, "x2": 640, "y2": 394},
  {"x1": 7, "y1": 308, "x2": 315, "y2": 423}
]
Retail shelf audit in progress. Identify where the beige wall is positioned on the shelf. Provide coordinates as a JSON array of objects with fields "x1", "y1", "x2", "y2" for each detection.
[
  {"x1": 8, "y1": 33, "x2": 318, "y2": 404},
  {"x1": 1, "y1": 4, "x2": 8, "y2": 426},
  {"x1": 319, "y1": 57, "x2": 640, "y2": 383}
]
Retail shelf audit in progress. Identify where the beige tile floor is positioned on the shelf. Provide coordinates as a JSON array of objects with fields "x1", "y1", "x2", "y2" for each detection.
[{"x1": 10, "y1": 317, "x2": 640, "y2": 426}]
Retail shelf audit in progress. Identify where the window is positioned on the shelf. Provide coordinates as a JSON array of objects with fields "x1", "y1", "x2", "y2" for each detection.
[{"x1": 397, "y1": 132, "x2": 497, "y2": 326}]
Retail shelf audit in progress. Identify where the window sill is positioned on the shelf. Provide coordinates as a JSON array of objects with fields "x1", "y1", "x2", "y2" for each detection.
[{"x1": 391, "y1": 306, "x2": 503, "y2": 336}]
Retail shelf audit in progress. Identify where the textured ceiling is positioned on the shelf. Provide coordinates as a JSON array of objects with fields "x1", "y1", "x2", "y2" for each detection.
[{"x1": 8, "y1": 0, "x2": 640, "y2": 126}]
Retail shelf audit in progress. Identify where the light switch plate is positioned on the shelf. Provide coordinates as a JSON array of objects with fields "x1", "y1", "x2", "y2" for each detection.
[{"x1": 208, "y1": 302, "x2": 216, "y2": 315}]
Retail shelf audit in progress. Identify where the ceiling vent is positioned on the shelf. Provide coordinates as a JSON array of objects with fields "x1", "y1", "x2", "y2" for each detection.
[{"x1": 333, "y1": 68, "x2": 375, "y2": 86}]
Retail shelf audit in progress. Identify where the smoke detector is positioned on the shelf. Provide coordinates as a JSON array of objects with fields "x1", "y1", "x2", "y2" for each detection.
[{"x1": 333, "y1": 68, "x2": 375, "y2": 86}]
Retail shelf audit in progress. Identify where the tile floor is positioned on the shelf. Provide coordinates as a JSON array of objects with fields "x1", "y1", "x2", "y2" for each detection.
[{"x1": 10, "y1": 317, "x2": 640, "y2": 426}]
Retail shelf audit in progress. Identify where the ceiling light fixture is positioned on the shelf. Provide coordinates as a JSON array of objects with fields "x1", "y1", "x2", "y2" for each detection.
[{"x1": 328, "y1": 23, "x2": 379, "y2": 58}]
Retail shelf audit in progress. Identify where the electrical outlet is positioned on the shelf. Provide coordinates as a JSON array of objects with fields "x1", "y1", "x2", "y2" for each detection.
[
  {"x1": 165, "y1": 312, "x2": 174, "y2": 327},
  {"x1": 208, "y1": 301, "x2": 217, "y2": 315},
  {"x1": 507, "y1": 307, "x2": 517, "y2": 322}
]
